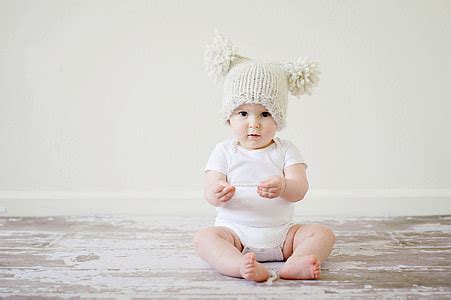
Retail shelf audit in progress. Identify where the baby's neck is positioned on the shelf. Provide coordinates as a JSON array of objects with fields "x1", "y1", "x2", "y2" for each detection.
[{"x1": 237, "y1": 139, "x2": 275, "y2": 151}]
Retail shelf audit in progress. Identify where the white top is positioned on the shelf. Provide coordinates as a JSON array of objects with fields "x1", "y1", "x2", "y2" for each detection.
[{"x1": 205, "y1": 137, "x2": 306, "y2": 227}]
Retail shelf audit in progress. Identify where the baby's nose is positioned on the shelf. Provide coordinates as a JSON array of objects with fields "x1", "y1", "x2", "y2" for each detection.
[{"x1": 249, "y1": 121, "x2": 260, "y2": 129}]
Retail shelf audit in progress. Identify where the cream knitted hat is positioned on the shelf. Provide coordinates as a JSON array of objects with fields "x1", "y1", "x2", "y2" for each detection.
[{"x1": 204, "y1": 32, "x2": 320, "y2": 130}]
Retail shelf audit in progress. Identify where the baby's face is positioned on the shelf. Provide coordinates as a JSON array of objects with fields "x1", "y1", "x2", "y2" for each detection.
[{"x1": 228, "y1": 104, "x2": 277, "y2": 150}]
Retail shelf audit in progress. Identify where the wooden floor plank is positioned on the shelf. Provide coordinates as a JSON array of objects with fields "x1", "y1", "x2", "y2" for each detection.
[{"x1": 0, "y1": 215, "x2": 450, "y2": 298}]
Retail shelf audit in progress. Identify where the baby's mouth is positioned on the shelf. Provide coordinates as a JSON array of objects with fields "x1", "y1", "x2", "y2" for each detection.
[{"x1": 247, "y1": 134, "x2": 261, "y2": 139}]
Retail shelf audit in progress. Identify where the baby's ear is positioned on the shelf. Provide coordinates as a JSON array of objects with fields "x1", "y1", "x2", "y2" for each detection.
[
  {"x1": 204, "y1": 30, "x2": 243, "y2": 83},
  {"x1": 283, "y1": 57, "x2": 320, "y2": 97}
]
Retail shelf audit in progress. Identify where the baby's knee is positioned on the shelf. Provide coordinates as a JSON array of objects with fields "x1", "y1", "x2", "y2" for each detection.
[
  {"x1": 316, "y1": 224, "x2": 336, "y2": 244},
  {"x1": 192, "y1": 227, "x2": 222, "y2": 248}
]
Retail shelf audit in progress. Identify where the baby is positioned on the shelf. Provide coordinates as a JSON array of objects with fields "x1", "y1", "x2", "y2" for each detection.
[{"x1": 193, "y1": 33, "x2": 336, "y2": 282}]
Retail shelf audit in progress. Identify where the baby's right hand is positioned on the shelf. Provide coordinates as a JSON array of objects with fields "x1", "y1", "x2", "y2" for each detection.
[{"x1": 212, "y1": 181, "x2": 235, "y2": 206}]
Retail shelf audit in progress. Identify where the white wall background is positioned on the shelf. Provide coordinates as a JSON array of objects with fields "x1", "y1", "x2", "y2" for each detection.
[{"x1": 1, "y1": 0, "x2": 450, "y2": 217}]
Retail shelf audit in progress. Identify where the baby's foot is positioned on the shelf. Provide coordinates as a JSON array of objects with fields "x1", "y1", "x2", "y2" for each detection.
[
  {"x1": 239, "y1": 252, "x2": 269, "y2": 282},
  {"x1": 279, "y1": 255, "x2": 321, "y2": 280}
]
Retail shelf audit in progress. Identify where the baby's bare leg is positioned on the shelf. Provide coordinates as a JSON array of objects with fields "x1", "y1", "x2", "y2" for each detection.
[
  {"x1": 280, "y1": 224, "x2": 336, "y2": 280},
  {"x1": 193, "y1": 227, "x2": 269, "y2": 281}
]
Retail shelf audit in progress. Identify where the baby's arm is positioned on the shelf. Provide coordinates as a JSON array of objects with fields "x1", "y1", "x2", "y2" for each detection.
[
  {"x1": 281, "y1": 163, "x2": 309, "y2": 202},
  {"x1": 257, "y1": 163, "x2": 308, "y2": 202},
  {"x1": 204, "y1": 170, "x2": 236, "y2": 207}
]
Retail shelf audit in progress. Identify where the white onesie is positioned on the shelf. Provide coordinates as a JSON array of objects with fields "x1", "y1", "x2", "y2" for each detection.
[{"x1": 205, "y1": 137, "x2": 306, "y2": 262}]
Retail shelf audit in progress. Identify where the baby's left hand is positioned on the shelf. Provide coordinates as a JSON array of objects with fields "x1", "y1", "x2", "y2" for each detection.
[{"x1": 257, "y1": 176, "x2": 286, "y2": 199}]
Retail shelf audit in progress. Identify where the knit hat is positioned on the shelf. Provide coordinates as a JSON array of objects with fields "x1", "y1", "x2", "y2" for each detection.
[{"x1": 204, "y1": 32, "x2": 320, "y2": 130}]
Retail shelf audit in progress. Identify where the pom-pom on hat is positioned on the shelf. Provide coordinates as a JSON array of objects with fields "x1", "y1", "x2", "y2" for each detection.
[{"x1": 204, "y1": 31, "x2": 320, "y2": 130}]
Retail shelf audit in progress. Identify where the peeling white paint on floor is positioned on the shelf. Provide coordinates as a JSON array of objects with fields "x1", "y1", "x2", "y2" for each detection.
[
  {"x1": 411, "y1": 223, "x2": 451, "y2": 232},
  {"x1": 1, "y1": 215, "x2": 450, "y2": 298}
]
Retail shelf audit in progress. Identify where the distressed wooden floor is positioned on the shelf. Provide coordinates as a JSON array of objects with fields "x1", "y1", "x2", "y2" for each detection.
[{"x1": 0, "y1": 215, "x2": 450, "y2": 299}]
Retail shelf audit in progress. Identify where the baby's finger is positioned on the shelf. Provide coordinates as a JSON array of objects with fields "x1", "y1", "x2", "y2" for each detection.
[
  {"x1": 214, "y1": 185, "x2": 224, "y2": 193},
  {"x1": 219, "y1": 191, "x2": 233, "y2": 202},
  {"x1": 215, "y1": 189, "x2": 228, "y2": 198},
  {"x1": 224, "y1": 185, "x2": 235, "y2": 193},
  {"x1": 258, "y1": 190, "x2": 270, "y2": 199},
  {"x1": 266, "y1": 192, "x2": 277, "y2": 199},
  {"x1": 266, "y1": 187, "x2": 279, "y2": 193},
  {"x1": 258, "y1": 181, "x2": 268, "y2": 188},
  {"x1": 257, "y1": 184, "x2": 267, "y2": 191},
  {"x1": 216, "y1": 186, "x2": 234, "y2": 198},
  {"x1": 221, "y1": 185, "x2": 234, "y2": 196},
  {"x1": 260, "y1": 181, "x2": 276, "y2": 189},
  {"x1": 257, "y1": 185, "x2": 277, "y2": 192}
]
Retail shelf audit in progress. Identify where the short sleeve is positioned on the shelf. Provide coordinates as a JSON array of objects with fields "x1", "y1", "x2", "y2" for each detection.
[
  {"x1": 284, "y1": 141, "x2": 308, "y2": 169},
  {"x1": 205, "y1": 143, "x2": 228, "y2": 175}
]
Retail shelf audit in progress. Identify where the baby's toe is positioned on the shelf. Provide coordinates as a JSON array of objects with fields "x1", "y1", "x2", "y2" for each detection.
[
  {"x1": 243, "y1": 267, "x2": 256, "y2": 279},
  {"x1": 244, "y1": 253, "x2": 255, "y2": 262},
  {"x1": 313, "y1": 259, "x2": 320, "y2": 267},
  {"x1": 313, "y1": 266, "x2": 321, "y2": 278},
  {"x1": 245, "y1": 267, "x2": 255, "y2": 275},
  {"x1": 310, "y1": 255, "x2": 318, "y2": 263}
]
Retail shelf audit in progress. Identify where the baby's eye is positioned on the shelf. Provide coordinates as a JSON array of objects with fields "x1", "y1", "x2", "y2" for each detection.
[
  {"x1": 261, "y1": 112, "x2": 271, "y2": 117},
  {"x1": 238, "y1": 111, "x2": 248, "y2": 117}
]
